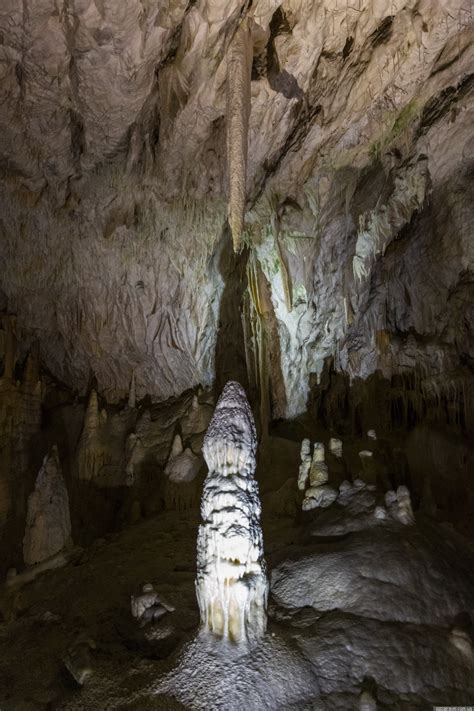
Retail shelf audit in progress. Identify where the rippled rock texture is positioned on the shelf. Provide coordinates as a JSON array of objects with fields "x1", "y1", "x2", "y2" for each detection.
[{"x1": 0, "y1": 0, "x2": 472, "y2": 423}]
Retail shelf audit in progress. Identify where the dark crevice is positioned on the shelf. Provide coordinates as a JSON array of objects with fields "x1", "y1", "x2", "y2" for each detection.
[
  {"x1": 268, "y1": 69, "x2": 304, "y2": 100},
  {"x1": 154, "y1": 0, "x2": 197, "y2": 75},
  {"x1": 69, "y1": 109, "x2": 85, "y2": 167},
  {"x1": 253, "y1": 6, "x2": 302, "y2": 102},
  {"x1": 417, "y1": 73, "x2": 474, "y2": 137},
  {"x1": 250, "y1": 101, "x2": 321, "y2": 206},
  {"x1": 269, "y1": 7, "x2": 291, "y2": 36},
  {"x1": 14, "y1": 63, "x2": 23, "y2": 89},
  {"x1": 342, "y1": 36, "x2": 354, "y2": 61},
  {"x1": 370, "y1": 16, "x2": 394, "y2": 47}
]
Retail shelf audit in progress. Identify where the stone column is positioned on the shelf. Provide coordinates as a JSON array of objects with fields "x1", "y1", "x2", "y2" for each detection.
[{"x1": 196, "y1": 381, "x2": 267, "y2": 642}]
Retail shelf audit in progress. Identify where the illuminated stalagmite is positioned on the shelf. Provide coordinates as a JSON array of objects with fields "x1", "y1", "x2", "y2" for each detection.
[{"x1": 196, "y1": 381, "x2": 268, "y2": 641}]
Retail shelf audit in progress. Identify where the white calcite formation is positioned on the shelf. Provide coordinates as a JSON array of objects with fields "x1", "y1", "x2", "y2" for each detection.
[
  {"x1": 196, "y1": 381, "x2": 268, "y2": 642},
  {"x1": 297, "y1": 438, "x2": 311, "y2": 491},
  {"x1": 302, "y1": 486, "x2": 338, "y2": 511},
  {"x1": 309, "y1": 443, "x2": 328, "y2": 486},
  {"x1": 23, "y1": 446, "x2": 72, "y2": 567},
  {"x1": 302, "y1": 441, "x2": 338, "y2": 511}
]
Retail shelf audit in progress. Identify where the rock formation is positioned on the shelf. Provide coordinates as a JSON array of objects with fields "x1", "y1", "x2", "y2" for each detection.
[
  {"x1": 226, "y1": 17, "x2": 253, "y2": 252},
  {"x1": 329, "y1": 438, "x2": 342, "y2": 458},
  {"x1": 302, "y1": 441, "x2": 338, "y2": 511},
  {"x1": 63, "y1": 636, "x2": 96, "y2": 687},
  {"x1": 165, "y1": 446, "x2": 200, "y2": 485},
  {"x1": 383, "y1": 486, "x2": 415, "y2": 526},
  {"x1": 0, "y1": 2, "x2": 472, "y2": 707},
  {"x1": 76, "y1": 390, "x2": 104, "y2": 481},
  {"x1": 0, "y1": 1, "x2": 470, "y2": 426},
  {"x1": 297, "y1": 438, "x2": 311, "y2": 491},
  {"x1": 23, "y1": 446, "x2": 72, "y2": 567},
  {"x1": 163, "y1": 433, "x2": 202, "y2": 511},
  {"x1": 131, "y1": 583, "x2": 175, "y2": 628},
  {"x1": 196, "y1": 381, "x2": 268, "y2": 641}
]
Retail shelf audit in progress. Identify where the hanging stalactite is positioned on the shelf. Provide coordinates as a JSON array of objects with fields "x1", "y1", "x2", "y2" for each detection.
[{"x1": 226, "y1": 17, "x2": 253, "y2": 253}]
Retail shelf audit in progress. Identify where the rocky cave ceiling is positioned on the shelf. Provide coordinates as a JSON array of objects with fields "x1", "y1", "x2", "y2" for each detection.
[{"x1": 0, "y1": 0, "x2": 473, "y2": 420}]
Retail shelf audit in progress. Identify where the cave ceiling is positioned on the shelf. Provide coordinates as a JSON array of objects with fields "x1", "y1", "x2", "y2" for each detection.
[{"x1": 0, "y1": 0, "x2": 472, "y2": 416}]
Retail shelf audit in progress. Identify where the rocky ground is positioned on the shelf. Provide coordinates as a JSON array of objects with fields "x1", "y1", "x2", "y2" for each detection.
[{"x1": 1, "y1": 430, "x2": 473, "y2": 710}]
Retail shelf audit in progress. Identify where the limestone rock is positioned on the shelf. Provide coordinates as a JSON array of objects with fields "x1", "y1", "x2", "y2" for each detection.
[
  {"x1": 131, "y1": 583, "x2": 175, "y2": 628},
  {"x1": 450, "y1": 627, "x2": 472, "y2": 658},
  {"x1": 385, "y1": 485, "x2": 415, "y2": 526},
  {"x1": 0, "y1": 2, "x2": 470, "y2": 423},
  {"x1": 23, "y1": 446, "x2": 72, "y2": 567},
  {"x1": 76, "y1": 390, "x2": 105, "y2": 481},
  {"x1": 297, "y1": 438, "x2": 311, "y2": 491},
  {"x1": 63, "y1": 637, "x2": 95, "y2": 687},
  {"x1": 197, "y1": 381, "x2": 268, "y2": 641},
  {"x1": 302, "y1": 485, "x2": 338, "y2": 511},
  {"x1": 165, "y1": 449, "x2": 201, "y2": 484},
  {"x1": 359, "y1": 690, "x2": 377, "y2": 711}
]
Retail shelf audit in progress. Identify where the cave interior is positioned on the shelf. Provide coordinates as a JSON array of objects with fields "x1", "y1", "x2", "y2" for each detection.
[{"x1": 0, "y1": 1, "x2": 473, "y2": 709}]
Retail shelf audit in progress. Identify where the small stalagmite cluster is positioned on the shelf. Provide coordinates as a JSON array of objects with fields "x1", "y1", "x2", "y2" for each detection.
[
  {"x1": 196, "y1": 381, "x2": 268, "y2": 642},
  {"x1": 299, "y1": 440, "x2": 338, "y2": 511}
]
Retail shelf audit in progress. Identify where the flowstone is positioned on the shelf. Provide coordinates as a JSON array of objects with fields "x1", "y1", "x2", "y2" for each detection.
[{"x1": 196, "y1": 381, "x2": 268, "y2": 642}]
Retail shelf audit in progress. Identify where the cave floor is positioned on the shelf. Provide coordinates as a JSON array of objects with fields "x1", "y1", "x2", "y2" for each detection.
[
  {"x1": 0, "y1": 504, "x2": 299, "y2": 710},
  {"x1": 1, "y1": 432, "x2": 474, "y2": 710}
]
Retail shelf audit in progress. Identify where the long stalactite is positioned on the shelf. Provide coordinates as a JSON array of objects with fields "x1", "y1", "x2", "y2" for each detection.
[{"x1": 226, "y1": 17, "x2": 253, "y2": 253}]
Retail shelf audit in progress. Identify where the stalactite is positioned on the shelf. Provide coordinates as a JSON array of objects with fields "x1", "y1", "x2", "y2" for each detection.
[
  {"x1": 77, "y1": 389, "x2": 105, "y2": 481},
  {"x1": 246, "y1": 255, "x2": 270, "y2": 439},
  {"x1": 226, "y1": 18, "x2": 252, "y2": 253},
  {"x1": 271, "y1": 211, "x2": 293, "y2": 312}
]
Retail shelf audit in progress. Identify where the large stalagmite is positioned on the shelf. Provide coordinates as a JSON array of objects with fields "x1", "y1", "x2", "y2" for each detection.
[
  {"x1": 23, "y1": 446, "x2": 72, "y2": 566},
  {"x1": 196, "y1": 381, "x2": 267, "y2": 641}
]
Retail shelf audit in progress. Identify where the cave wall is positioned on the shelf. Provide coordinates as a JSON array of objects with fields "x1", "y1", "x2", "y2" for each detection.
[{"x1": 0, "y1": 0, "x2": 472, "y2": 418}]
